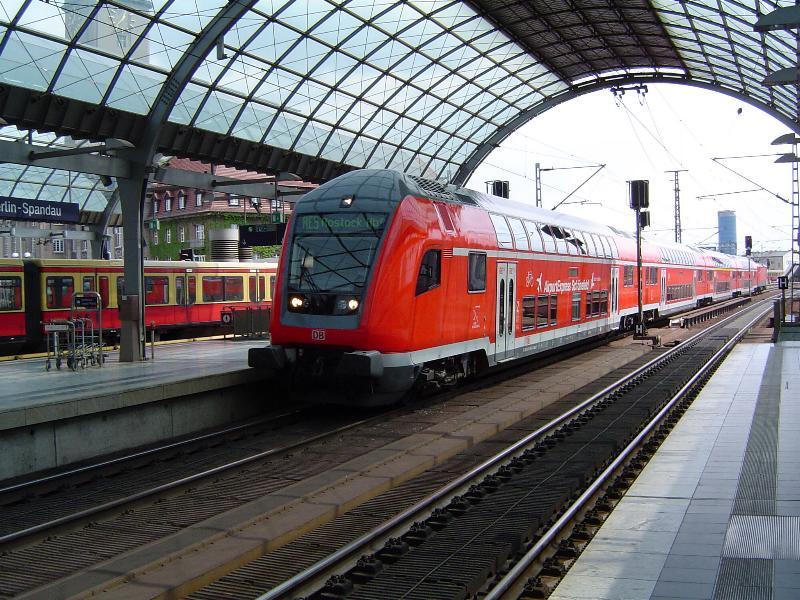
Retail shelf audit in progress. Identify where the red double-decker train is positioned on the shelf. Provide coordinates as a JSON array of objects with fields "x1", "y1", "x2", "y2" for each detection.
[
  {"x1": 250, "y1": 169, "x2": 767, "y2": 404},
  {"x1": 0, "y1": 258, "x2": 277, "y2": 352}
]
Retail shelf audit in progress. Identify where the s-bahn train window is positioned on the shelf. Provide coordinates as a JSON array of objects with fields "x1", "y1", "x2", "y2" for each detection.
[
  {"x1": 521, "y1": 296, "x2": 535, "y2": 331},
  {"x1": 202, "y1": 277, "x2": 224, "y2": 302},
  {"x1": 489, "y1": 214, "x2": 514, "y2": 249},
  {"x1": 187, "y1": 276, "x2": 196, "y2": 305},
  {"x1": 116, "y1": 277, "x2": 124, "y2": 307},
  {"x1": 623, "y1": 266, "x2": 634, "y2": 287},
  {"x1": 468, "y1": 252, "x2": 486, "y2": 292},
  {"x1": 525, "y1": 221, "x2": 544, "y2": 252},
  {"x1": 145, "y1": 276, "x2": 169, "y2": 305},
  {"x1": 249, "y1": 276, "x2": 258, "y2": 301},
  {"x1": 288, "y1": 212, "x2": 388, "y2": 301},
  {"x1": 46, "y1": 276, "x2": 74, "y2": 309},
  {"x1": 0, "y1": 277, "x2": 22, "y2": 311},
  {"x1": 416, "y1": 249, "x2": 441, "y2": 296},
  {"x1": 176, "y1": 276, "x2": 185, "y2": 306},
  {"x1": 508, "y1": 218, "x2": 529, "y2": 251},
  {"x1": 83, "y1": 276, "x2": 95, "y2": 292},
  {"x1": 600, "y1": 290, "x2": 609, "y2": 315},
  {"x1": 224, "y1": 276, "x2": 244, "y2": 301},
  {"x1": 549, "y1": 294, "x2": 558, "y2": 324}
]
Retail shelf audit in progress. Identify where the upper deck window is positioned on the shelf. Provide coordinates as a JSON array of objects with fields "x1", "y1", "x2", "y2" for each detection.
[
  {"x1": 525, "y1": 221, "x2": 544, "y2": 252},
  {"x1": 508, "y1": 218, "x2": 529, "y2": 251},
  {"x1": 489, "y1": 214, "x2": 514, "y2": 249}
]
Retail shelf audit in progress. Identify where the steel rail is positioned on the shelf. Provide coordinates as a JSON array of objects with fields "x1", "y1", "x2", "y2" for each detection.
[
  {"x1": 257, "y1": 297, "x2": 776, "y2": 600},
  {"x1": 484, "y1": 303, "x2": 772, "y2": 600},
  {"x1": 0, "y1": 411, "x2": 388, "y2": 546},
  {"x1": 0, "y1": 408, "x2": 305, "y2": 496}
]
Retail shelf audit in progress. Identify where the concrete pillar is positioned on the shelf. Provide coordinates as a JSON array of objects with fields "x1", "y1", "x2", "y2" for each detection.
[{"x1": 116, "y1": 175, "x2": 146, "y2": 361}]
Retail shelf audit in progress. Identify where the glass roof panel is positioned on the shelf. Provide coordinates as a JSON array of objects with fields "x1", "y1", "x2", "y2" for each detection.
[
  {"x1": 0, "y1": 130, "x2": 119, "y2": 213},
  {"x1": 3, "y1": 0, "x2": 797, "y2": 186}
]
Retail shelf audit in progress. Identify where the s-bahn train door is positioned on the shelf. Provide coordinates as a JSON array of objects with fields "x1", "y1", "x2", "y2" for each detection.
[
  {"x1": 660, "y1": 269, "x2": 667, "y2": 311},
  {"x1": 495, "y1": 262, "x2": 517, "y2": 362},
  {"x1": 610, "y1": 267, "x2": 619, "y2": 317}
]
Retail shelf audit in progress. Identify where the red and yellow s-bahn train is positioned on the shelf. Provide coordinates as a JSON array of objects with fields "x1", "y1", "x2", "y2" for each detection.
[
  {"x1": 0, "y1": 258, "x2": 277, "y2": 352},
  {"x1": 249, "y1": 169, "x2": 768, "y2": 405}
]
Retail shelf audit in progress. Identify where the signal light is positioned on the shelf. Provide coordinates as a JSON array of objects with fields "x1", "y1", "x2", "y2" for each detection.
[{"x1": 629, "y1": 180, "x2": 649, "y2": 209}]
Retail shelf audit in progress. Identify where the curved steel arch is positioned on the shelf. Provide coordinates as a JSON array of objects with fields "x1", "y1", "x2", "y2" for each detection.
[
  {"x1": 1, "y1": 0, "x2": 800, "y2": 188},
  {"x1": 451, "y1": 73, "x2": 800, "y2": 187}
]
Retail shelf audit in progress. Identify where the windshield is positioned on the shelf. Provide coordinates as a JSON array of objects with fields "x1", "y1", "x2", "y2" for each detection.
[{"x1": 287, "y1": 212, "x2": 388, "y2": 294}]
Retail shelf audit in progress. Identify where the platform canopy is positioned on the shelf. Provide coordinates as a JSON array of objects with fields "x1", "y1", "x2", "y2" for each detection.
[{"x1": 1, "y1": 0, "x2": 799, "y2": 187}]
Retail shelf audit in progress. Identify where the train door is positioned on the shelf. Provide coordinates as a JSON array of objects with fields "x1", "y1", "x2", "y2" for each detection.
[
  {"x1": 660, "y1": 269, "x2": 667, "y2": 310},
  {"x1": 610, "y1": 267, "x2": 619, "y2": 318},
  {"x1": 175, "y1": 271, "x2": 192, "y2": 323},
  {"x1": 495, "y1": 262, "x2": 517, "y2": 361}
]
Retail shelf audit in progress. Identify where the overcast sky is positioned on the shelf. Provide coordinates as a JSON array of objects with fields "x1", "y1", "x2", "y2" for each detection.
[{"x1": 466, "y1": 83, "x2": 794, "y2": 255}]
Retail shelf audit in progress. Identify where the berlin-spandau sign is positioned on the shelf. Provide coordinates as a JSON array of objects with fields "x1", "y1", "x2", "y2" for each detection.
[{"x1": 0, "y1": 197, "x2": 80, "y2": 223}]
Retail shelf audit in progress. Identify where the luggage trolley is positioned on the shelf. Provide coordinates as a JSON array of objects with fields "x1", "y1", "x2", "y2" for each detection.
[
  {"x1": 44, "y1": 320, "x2": 76, "y2": 371},
  {"x1": 71, "y1": 292, "x2": 104, "y2": 368}
]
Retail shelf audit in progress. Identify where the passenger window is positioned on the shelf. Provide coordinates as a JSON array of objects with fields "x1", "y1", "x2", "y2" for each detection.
[
  {"x1": 0, "y1": 277, "x2": 22, "y2": 311},
  {"x1": 572, "y1": 231, "x2": 588, "y2": 255},
  {"x1": 416, "y1": 249, "x2": 441, "y2": 295},
  {"x1": 508, "y1": 218, "x2": 529, "y2": 251},
  {"x1": 249, "y1": 276, "x2": 257, "y2": 301},
  {"x1": 525, "y1": 221, "x2": 544, "y2": 252},
  {"x1": 536, "y1": 295, "x2": 549, "y2": 327},
  {"x1": 46, "y1": 276, "x2": 74, "y2": 309},
  {"x1": 607, "y1": 237, "x2": 618, "y2": 258},
  {"x1": 202, "y1": 276, "x2": 224, "y2": 302},
  {"x1": 83, "y1": 276, "x2": 95, "y2": 292},
  {"x1": 539, "y1": 225, "x2": 558, "y2": 253},
  {"x1": 187, "y1": 276, "x2": 196, "y2": 305},
  {"x1": 224, "y1": 276, "x2": 244, "y2": 301},
  {"x1": 522, "y1": 296, "x2": 535, "y2": 331},
  {"x1": 468, "y1": 252, "x2": 486, "y2": 292},
  {"x1": 269, "y1": 276, "x2": 276, "y2": 300},
  {"x1": 176, "y1": 276, "x2": 185, "y2": 306},
  {"x1": 550, "y1": 294, "x2": 558, "y2": 324},
  {"x1": 489, "y1": 214, "x2": 514, "y2": 249},
  {"x1": 116, "y1": 277, "x2": 125, "y2": 308},
  {"x1": 145, "y1": 276, "x2": 169, "y2": 305}
]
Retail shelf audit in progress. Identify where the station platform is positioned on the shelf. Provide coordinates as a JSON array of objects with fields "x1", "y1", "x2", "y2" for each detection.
[
  {"x1": 0, "y1": 338, "x2": 272, "y2": 480},
  {"x1": 553, "y1": 340, "x2": 800, "y2": 600}
]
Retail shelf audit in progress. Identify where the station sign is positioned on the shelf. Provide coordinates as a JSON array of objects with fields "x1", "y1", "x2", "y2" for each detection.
[
  {"x1": 0, "y1": 196, "x2": 80, "y2": 223},
  {"x1": 778, "y1": 276, "x2": 788, "y2": 290},
  {"x1": 240, "y1": 223, "x2": 287, "y2": 246},
  {"x1": 73, "y1": 294, "x2": 99, "y2": 309}
]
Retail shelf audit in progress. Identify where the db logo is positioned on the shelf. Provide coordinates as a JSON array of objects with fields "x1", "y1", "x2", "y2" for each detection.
[
  {"x1": 221, "y1": 312, "x2": 232, "y2": 325},
  {"x1": 311, "y1": 329, "x2": 326, "y2": 341}
]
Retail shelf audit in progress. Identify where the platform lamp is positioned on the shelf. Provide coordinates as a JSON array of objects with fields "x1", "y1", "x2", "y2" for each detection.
[{"x1": 629, "y1": 180, "x2": 650, "y2": 337}]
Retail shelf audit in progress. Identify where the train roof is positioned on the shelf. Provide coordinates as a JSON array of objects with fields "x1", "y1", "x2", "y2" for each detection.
[{"x1": 21, "y1": 258, "x2": 278, "y2": 269}]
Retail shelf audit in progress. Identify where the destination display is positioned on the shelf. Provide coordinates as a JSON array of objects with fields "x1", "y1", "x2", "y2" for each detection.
[
  {"x1": 240, "y1": 223, "x2": 287, "y2": 246},
  {"x1": 0, "y1": 197, "x2": 80, "y2": 223}
]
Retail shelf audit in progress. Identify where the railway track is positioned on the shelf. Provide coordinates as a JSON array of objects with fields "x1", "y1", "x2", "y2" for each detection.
[
  {"x1": 0, "y1": 296, "x2": 770, "y2": 598},
  {"x1": 248, "y1": 298, "x2": 773, "y2": 600}
]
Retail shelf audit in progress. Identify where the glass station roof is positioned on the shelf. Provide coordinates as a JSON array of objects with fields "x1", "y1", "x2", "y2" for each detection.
[
  {"x1": 0, "y1": 0, "x2": 798, "y2": 184},
  {"x1": 0, "y1": 130, "x2": 118, "y2": 213}
]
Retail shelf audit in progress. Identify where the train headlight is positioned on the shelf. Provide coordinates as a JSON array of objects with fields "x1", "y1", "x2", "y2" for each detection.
[
  {"x1": 288, "y1": 295, "x2": 306, "y2": 310},
  {"x1": 347, "y1": 298, "x2": 359, "y2": 311}
]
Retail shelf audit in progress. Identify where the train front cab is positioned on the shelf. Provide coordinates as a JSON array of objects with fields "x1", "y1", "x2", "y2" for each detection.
[{"x1": 251, "y1": 171, "x2": 423, "y2": 402}]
